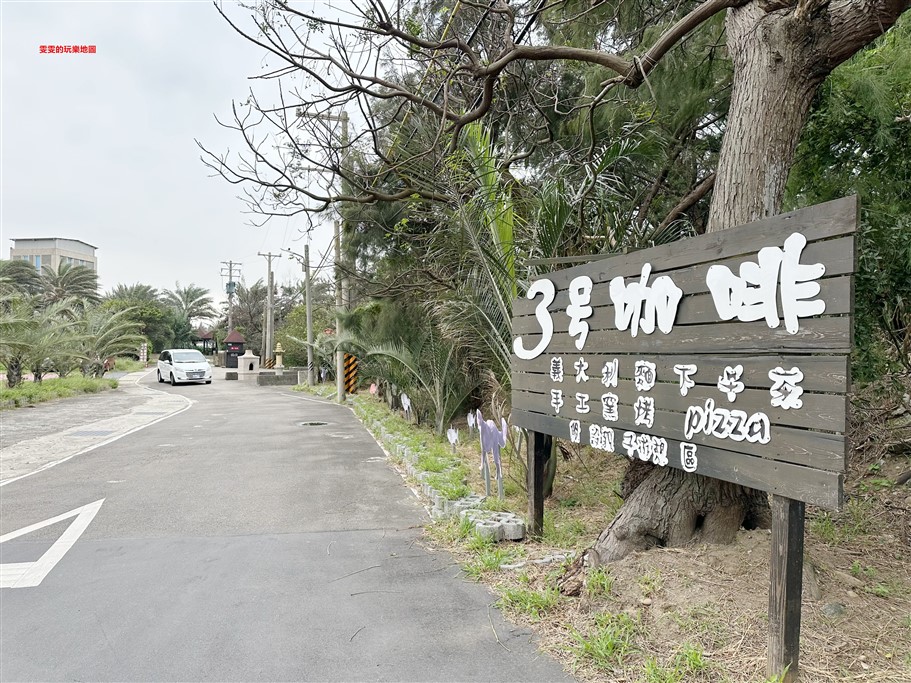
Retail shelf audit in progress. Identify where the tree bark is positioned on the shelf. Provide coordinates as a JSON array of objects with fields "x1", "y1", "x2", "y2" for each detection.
[
  {"x1": 6, "y1": 357, "x2": 23, "y2": 388},
  {"x1": 707, "y1": 2, "x2": 828, "y2": 232},
  {"x1": 591, "y1": 0, "x2": 909, "y2": 565},
  {"x1": 708, "y1": 0, "x2": 911, "y2": 231}
]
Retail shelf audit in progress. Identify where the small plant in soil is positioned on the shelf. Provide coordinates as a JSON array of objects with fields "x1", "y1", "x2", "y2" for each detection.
[
  {"x1": 571, "y1": 611, "x2": 639, "y2": 671},
  {"x1": 497, "y1": 586, "x2": 560, "y2": 621},
  {"x1": 638, "y1": 569, "x2": 664, "y2": 597},
  {"x1": 585, "y1": 566, "x2": 614, "y2": 599},
  {"x1": 463, "y1": 544, "x2": 521, "y2": 580}
]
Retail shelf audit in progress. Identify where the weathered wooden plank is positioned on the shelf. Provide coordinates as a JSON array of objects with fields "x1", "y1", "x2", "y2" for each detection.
[
  {"x1": 514, "y1": 317, "x2": 852, "y2": 355},
  {"x1": 768, "y1": 495, "x2": 806, "y2": 683},
  {"x1": 511, "y1": 374, "x2": 846, "y2": 432},
  {"x1": 512, "y1": 275, "x2": 853, "y2": 329},
  {"x1": 514, "y1": 196, "x2": 857, "y2": 291},
  {"x1": 512, "y1": 390, "x2": 845, "y2": 472},
  {"x1": 514, "y1": 236, "x2": 855, "y2": 317},
  {"x1": 511, "y1": 408, "x2": 843, "y2": 509},
  {"x1": 527, "y1": 431, "x2": 551, "y2": 538},
  {"x1": 511, "y1": 354, "x2": 849, "y2": 394}
]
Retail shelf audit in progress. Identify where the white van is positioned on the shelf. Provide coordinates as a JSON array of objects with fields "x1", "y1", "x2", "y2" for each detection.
[{"x1": 157, "y1": 349, "x2": 213, "y2": 385}]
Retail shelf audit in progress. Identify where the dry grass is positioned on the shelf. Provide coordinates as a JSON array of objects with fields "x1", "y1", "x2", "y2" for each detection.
[{"x1": 357, "y1": 394, "x2": 910, "y2": 682}]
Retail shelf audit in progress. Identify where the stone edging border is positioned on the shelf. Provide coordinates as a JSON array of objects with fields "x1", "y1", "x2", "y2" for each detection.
[{"x1": 360, "y1": 417, "x2": 527, "y2": 542}]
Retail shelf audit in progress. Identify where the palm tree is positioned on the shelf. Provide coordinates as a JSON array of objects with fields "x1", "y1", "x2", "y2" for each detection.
[
  {"x1": 364, "y1": 324, "x2": 480, "y2": 435},
  {"x1": 22, "y1": 301, "x2": 82, "y2": 382},
  {"x1": 161, "y1": 282, "x2": 217, "y2": 322},
  {"x1": 0, "y1": 297, "x2": 78, "y2": 386},
  {"x1": 40, "y1": 262, "x2": 100, "y2": 307},
  {"x1": 105, "y1": 283, "x2": 160, "y2": 303},
  {"x1": 77, "y1": 305, "x2": 144, "y2": 377},
  {"x1": 0, "y1": 260, "x2": 43, "y2": 297}
]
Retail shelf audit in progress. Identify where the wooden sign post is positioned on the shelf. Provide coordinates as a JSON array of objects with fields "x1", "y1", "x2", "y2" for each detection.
[{"x1": 510, "y1": 197, "x2": 858, "y2": 681}]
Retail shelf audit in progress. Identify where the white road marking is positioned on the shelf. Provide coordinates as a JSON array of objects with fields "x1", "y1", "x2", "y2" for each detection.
[
  {"x1": 0, "y1": 499, "x2": 104, "y2": 588},
  {"x1": 0, "y1": 372, "x2": 192, "y2": 488}
]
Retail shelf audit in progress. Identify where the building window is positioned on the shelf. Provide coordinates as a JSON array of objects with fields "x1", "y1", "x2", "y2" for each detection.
[{"x1": 33, "y1": 255, "x2": 42, "y2": 269}]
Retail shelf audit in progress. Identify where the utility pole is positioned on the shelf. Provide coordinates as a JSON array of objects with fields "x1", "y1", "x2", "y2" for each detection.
[
  {"x1": 283, "y1": 244, "x2": 316, "y2": 386},
  {"x1": 258, "y1": 252, "x2": 281, "y2": 366},
  {"x1": 220, "y1": 261, "x2": 241, "y2": 331},
  {"x1": 294, "y1": 109, "x2": 350, "y2": 402},
  {"x1": 334, "y1": 220, "x2": 345, "y2": 403},
  {"x1": 304, "y1": 242, "x2": 315, "y2": 385}
]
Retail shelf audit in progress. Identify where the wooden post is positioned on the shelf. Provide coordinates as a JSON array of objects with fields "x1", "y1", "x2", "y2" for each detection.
[
  {"x1": 768, "y1": 494, "x2": 806, "y2": 682},
  {"x1": 527, "y1": 431, "x2": 551, "y2": 538}
]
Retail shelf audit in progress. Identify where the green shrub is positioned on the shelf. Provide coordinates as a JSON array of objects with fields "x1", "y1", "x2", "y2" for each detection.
[{"x1": 0, "y1": 376, "x2": 118, "y2": 409}]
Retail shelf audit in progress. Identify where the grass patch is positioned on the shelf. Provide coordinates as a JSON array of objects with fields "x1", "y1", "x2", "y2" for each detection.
[
  {"x1": 464, "y1": 542, "x2": 522, "y2": 580},
  {"x1": 638, "y1": 569, "x2": 664, "y2": 597},
  {"x1": 113, "y1": 358, "x2": 145, "y2": 372},
  {"x1": 416, "y1": 451, "x2": 456, "y2": 473},
  {"x1": 586, "y1": 566, "x2": 614, "y2": 599},
  {"x1": 425, "y1": 516, "x2": 475, "y2": 545},
  {"x1": 809, "y1": 497, "x2": 876, "y2": 545},
  {"x1": 0, "y1": 375, "x2": 118, "y2": 409},
  {"x1": 572, "y1": 612, "x2": 639, "y2": 671},
  {"x1": 292, "y1": 382, "x2": 337, "y2": 399},
  {"x1": 669, "y1": 603, "x2": 727, "y2": 648},
  {"x1": 640, "y1": 644, "x2": 711, "y2": 683},
  {"x1": 426, "y1": 470, "x2": 470, "y2": 500},
  {"x1": 497, "y1": 586, "x2": 560, "y2": 620},
  {"x1": 543, "y1": 510, "x2": 590, "y2": 549}
]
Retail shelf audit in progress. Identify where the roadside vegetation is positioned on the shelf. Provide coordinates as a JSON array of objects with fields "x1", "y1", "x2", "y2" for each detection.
[
  {"x1": 281, "y1": 21, "x2": 911, "y2": 674},
  {"x1": 298, "y1": 383, "x2": 911, "y2": 682},
  {"x1": 0, "y1": 261, "x2": 217, "y2": 403},
  {"x1": 0, "y1": 375, "x2": 118, "y2": 409}
]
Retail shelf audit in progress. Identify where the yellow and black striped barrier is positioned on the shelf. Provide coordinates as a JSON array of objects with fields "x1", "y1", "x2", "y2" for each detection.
[
  {"x1": 263, "y1": 357, "x2": 275, "y2": 369},
  {"x1": 344, "y1": 353, "x2": 358, "y2": 394}
]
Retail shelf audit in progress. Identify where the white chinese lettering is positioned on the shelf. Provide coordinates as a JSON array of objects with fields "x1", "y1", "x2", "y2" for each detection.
[
  {"x1": 717, "y1": 364, "x2": 745, "y2": 402},
  {"x1": 673, "y1": 363, "x2": 698, "y2": 396},
  {"x1": 601, "y1": 358, "x2": 619, "y2": 388},
  {"x1": 589, "y1": 424, "x2": 604, "y2": 450},
  {"x1": 575, "y1": 393, "x2": 591, "y2": 414},
  {"x1": 609, "y1": 263, "x2": 683, "y2": 337},
  {"x1": 634, "y1": 360, "x2": 657, "y2": 391},
  {"x1": 550, "y1": 389, "x2": 564, "y2": 414},
  {"x1": 680, "y1": 443, "x2": 698, "y2": 472},
  {"x1": 601, "y1": 393, "x2": 619, "y2": 422},
  {"x1": 574, "y1": 357, "x2": 590, "y2": 383},
  {"x1": 549, "y1": 356, "x2": 564, "y2": 383},
  {"x1": 651, "y1": 436, "x2": 669, "y2": 467},
  {"x1": 569, "y1": 419, "x2": 582, "y2": 444},
  {"x1": 621, "y1": 431, "x2": 638, "y2": 459},
  {"x1": 706, "y1": 233, "x2": 826, "y2": 334},
  {"x1": 566, "y1": 276, "x2": 594, "y2": 350},
  {"x1": 633, "y1": 396, "x2": 655, "y2": 429},
  {"x1": 769, "y1": 366, "x2": 804, "y2": 410},
  {"x1": 601, "y1": 426, "x2": 615, "y2": 452}
]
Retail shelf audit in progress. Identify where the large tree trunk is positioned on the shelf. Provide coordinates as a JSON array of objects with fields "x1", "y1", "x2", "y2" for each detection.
[
  {"x1": 708, "y1": 2, "x2": 826, "y2": 232},
  {"x1": 587, "y1": 0, "x2": 910, "y2": 569},
  {"x1": 6, "y1": 357, "x2": 23, "y2": 388}
]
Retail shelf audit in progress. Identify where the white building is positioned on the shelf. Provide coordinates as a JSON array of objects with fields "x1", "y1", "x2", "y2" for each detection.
[{"x1": 8, "y1": 237, "x2": 97, "y2": 271}]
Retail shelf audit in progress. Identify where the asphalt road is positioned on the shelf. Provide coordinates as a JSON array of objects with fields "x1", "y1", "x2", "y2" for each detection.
[{"x1": 0, "y1": 372, "x2": 570, "y2": 682}]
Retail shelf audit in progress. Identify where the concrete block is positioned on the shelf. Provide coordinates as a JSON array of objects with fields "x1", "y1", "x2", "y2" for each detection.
[{"x1": 474, "y1": 520, "x2": 504, "y2": 542}]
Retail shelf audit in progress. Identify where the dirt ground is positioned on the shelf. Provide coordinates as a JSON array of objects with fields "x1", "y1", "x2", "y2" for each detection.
[{"x1": 419, "y1": 419, "x2": 911, "y2": 683}]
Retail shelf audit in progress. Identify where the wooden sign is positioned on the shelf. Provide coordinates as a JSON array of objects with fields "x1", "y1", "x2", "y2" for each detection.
[{"x1": 511, "y1": 196, "x2": 857, "y2": 511}]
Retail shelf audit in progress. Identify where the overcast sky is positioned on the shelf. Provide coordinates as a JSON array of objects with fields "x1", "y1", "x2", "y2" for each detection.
[{"x1": 1, "y1": 0, "x2": 339, "y2": 306}]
